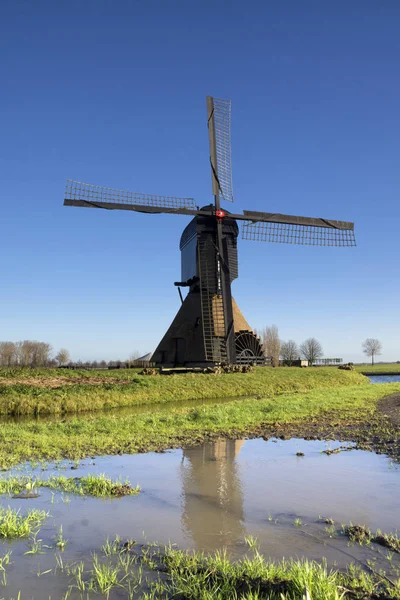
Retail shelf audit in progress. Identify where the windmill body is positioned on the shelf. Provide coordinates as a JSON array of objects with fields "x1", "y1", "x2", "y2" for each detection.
[
  {"x1": 152, "y1": 206, "x2": 264, "y2": 367},
  {"x1": 64, "y1": 96, "x2": 356, "y2": 367},
  {"x1": 179, "y1": 204, "x2": 239, "y2": 286}
]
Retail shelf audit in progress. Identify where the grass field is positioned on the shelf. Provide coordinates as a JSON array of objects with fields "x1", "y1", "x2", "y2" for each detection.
[
  {"x1": 0, "y1": 367, "x2": 367, "y2": 416},
  {"x1": 0, "y1": 381, "x2": 398, "y2": 468},
  {"x1": 0, "y1": 367, "x2": 142, "y2": 381},
  {"x1": 0, "y1": 368, "x2": 399, "y2": 598},
  {"x1": 354, "y1": 363, "x2": 400, "y2": 373}
]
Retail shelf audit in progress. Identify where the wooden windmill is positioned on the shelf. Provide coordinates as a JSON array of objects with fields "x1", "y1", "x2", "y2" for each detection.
[{"x1": 64, "y1": 96, "x2": 356, "y2": 367}]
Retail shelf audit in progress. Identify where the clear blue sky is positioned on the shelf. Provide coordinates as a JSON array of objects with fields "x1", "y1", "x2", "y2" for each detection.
[{"x1": 1, "y1": 0, "x2": 399, "y2": 363}]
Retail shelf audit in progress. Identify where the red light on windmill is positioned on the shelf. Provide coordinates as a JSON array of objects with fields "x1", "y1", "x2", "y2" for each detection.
[{"x1": 216, "y1": 209, "x2": 226, "y2": 219}]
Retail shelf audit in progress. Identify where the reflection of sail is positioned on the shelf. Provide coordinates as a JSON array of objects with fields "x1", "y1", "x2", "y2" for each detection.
[{"x1": 181, "y1": 440, "x2": 245, "y2": 550}]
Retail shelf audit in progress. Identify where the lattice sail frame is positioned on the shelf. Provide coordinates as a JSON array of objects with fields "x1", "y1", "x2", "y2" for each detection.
[
  {"x1": 65, "y1": 180, "x2": 196, "y2": 210},
  {"x1": 213, "y1": 98, "x2": 234, "y2": 203},
  {"x1": 242, "y1": 221, "x2": 356, "y2": 247}
]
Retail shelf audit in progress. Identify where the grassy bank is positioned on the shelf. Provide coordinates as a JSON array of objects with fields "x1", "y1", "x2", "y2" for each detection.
[
  {"x1": 0, "y1": 367, "x2": 366, "y2": 416},
  {"x1": 0, "y1": 382, "x2": 399, "y2": 467}
]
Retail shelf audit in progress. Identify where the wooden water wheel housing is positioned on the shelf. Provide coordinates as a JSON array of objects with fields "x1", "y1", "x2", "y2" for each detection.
[{"x1": 235, "y1": 330, "x2": 265, "y2": 365}]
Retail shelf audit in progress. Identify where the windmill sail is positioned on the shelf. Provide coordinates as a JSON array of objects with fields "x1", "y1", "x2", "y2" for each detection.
[
  {"x1": 241, "y1": 211, "x2": 356, "y2": 247},
  {"x1": 64, "y1": 180, "x2": 196, "y2": 211},
  {"x1": 207, "y1": 97, "x2": 234, "y2": 203}
]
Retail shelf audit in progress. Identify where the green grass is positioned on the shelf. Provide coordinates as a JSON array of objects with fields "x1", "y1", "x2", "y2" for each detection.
[
  {"x1": 69, "y1": 539, "x2": 400, "y2": 599},
  {"x1": 54, "y1": 525, "x2": 67, "y2": 551},
  {"x1": 0, "y1": 367, "x2": 141, "y2": 380},
  {"x1": 41, "y1": 536, "x2": 400, "y2": 599},
  {"x1": 0, "y1": 367, "x2": 367, "y2": 415},
  {"x1": 0, "y1": 474, "x2": 140, "y2": 497},
  {"x1": 0, "y1": 507, "x2": 47, "y2": 538},
  {"x1": 146, "y1": 544, "x2": 400, "y2": 599},
  {"x1": 0, "y1": 527, "x2": 398, "y2": 598},
  {"x1": 90, "y1": 554, "x2": 123, "y2": 595},
  {"x1": 0, "y1": 550, "x2": 12, "y2": 586},
  {"x1": 0, "y1": 382, "x2": 398, "y2": 467},
  {"x1": 355, "y1": 363, "x2": 400, "y2": 373}
]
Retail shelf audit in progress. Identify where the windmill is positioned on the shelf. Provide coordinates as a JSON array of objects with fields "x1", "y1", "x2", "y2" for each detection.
[{"x1": 64, "y1": 96, "x2": 356, "y2": 367}]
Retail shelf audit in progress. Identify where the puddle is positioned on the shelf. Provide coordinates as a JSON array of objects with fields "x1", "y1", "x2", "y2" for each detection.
[{"x1": 1, "y1": 438, "x2": 400, "y2": 598}]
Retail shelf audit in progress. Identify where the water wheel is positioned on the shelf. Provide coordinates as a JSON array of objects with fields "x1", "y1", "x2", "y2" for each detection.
[{"x1": 235, "y1": 330, "x2": 265, "y2": 365}]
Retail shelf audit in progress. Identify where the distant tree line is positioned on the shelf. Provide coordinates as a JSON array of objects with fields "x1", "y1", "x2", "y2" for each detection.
[
  {"x1": 0, "y1": 341, "x2": 73, "y2": 368},
  {"x1": 0, "y1": 341, "x2": 55, "y2": 367},
  {"x1": 258, "y1": 327, "x2": 388, "y2": 367},
  {"x1": 3, "y1": 335, "x2": 387, "y2": 369},
  {"x1": 256, "y1": 326, "x2": 324, "y2": 366},
  {"x1": 65, "y1": 359, "x2": 137, "y2": 369},
  {"x1": 0, "y1": 342, "x2": 143, "y2": 369}
]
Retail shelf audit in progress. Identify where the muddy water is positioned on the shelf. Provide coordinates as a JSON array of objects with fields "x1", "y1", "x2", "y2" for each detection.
[
  {"x1": 1, "y1": 438, "x2": 399, "y2": 595},
  {"x1": 369, "y1": 374, "x2": 400, "y2": 383}
]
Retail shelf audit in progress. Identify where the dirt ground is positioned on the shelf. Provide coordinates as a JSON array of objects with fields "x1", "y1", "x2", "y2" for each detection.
[
  {"x1": 378, "y1": 393, "x2": 400, "y2": 428},
  {"x1": 232, "y1": 393, "x2": 400, "y2": 463}
]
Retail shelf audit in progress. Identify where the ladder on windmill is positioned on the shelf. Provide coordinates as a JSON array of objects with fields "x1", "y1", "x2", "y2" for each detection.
[{"x1": 198, "y1": 238, "x2": 227, "y2": 363}]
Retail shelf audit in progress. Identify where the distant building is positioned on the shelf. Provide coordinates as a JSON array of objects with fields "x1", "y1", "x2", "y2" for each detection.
[{"x1": 314, "y1": 358, "x2": 343, "y2": 366}]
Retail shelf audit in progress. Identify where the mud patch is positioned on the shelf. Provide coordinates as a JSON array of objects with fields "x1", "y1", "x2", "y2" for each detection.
[
  {"x1": 345, "y1": 524, "x2": 400, "y2": 554},
  {"x1": 237, "y1": 399, "x2": 400, "y2": 462},
  {"x1": 378, "y1": 393, "x2": 400, "y2": 428}
]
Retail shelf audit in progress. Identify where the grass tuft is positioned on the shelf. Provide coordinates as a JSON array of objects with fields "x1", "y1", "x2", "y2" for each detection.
[
  {"x1": 0, "y1": 507, "x2": 47, "y2": 538},
  {"x1": 344, "y1": 523, "x2": 400, "y2": 553},
  {"x1": 153, "y1": 544, "x2": 400, "y2": 599},
  {"x1": 0, "y1": 474, "x2": 140, "y2": 498}
]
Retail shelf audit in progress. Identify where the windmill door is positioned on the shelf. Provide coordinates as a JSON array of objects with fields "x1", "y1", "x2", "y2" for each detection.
[{"x1": 175, "y1": 338, "x2": 186, "y2": 366}]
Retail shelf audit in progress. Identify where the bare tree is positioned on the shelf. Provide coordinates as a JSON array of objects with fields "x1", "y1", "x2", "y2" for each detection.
[
  {"x1": 300, "y1": 338, "x2": 323, "y2": 365},
  {"x1": 362, "y1": 338, "x2": 382, "y2": 366},
  {"x1": 19, "y1": 341, "x2": 34, "y2": 366},
  {"x1": 56, "y1": 348, "x2": 70, "y2": 366},
  {"x1": 31, "y1": 342, "x2": 52, "y2": 367},
  {"x1": 16, "y1": 340, "x2": 52, "y2": 367},
  {"x1": 14, "y1": 341, "x2": 23, "y2": 365},
  {"x1": 127, "y1": 351, "x2": 141, "y2": 367},
  {"x1": 260, "y1": 326, "x2": 280, "y2": 367},
  {"x1": 0, "y1": 340, "x2": 52, "y2": 367},
  {"x1": 280, "y1": 340, "x2": 299, "y2": 366},
  {"x1": 0, "y1": 342, "x2": 17, "y2": 366}
]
